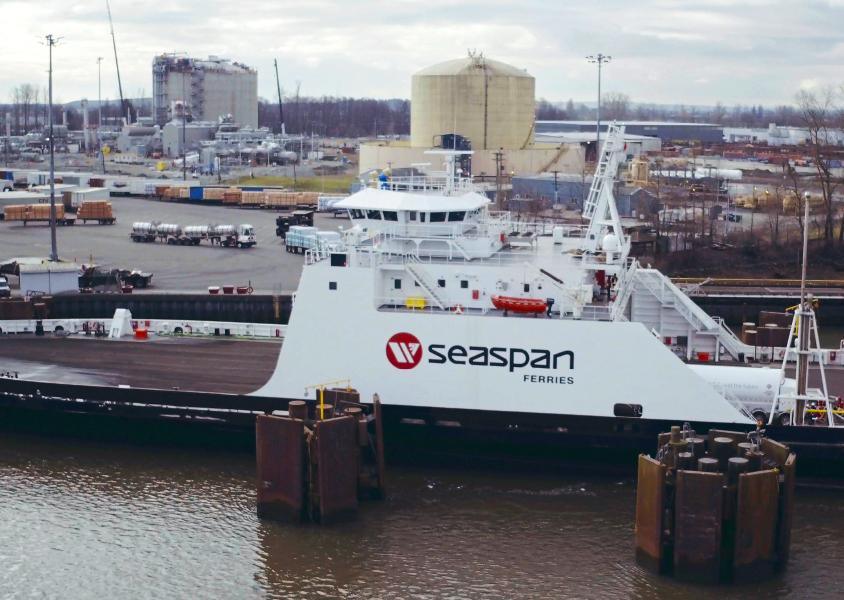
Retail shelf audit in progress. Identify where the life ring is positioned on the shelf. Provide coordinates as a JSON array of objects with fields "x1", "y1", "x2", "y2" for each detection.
[{"x1": 452, "y1": 304, "x2": 464, "y2": 315}]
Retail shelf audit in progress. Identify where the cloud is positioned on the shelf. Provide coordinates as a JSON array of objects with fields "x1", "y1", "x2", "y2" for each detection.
[{"x1": 0, "y1": 0, "x2": 842, "y2": 107}]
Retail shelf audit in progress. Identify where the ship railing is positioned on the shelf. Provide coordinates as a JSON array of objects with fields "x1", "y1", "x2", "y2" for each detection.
[
  {"x1": 304, "y1": 243, "x2": 344, "y2": 265},
  {"x1": 609, "y1": 258, "x2": 639, "y2": 320},
  {"x1": 367, "y1": 175, "x2": 476, "y2": 194},
  {"x1": 356, "y1": 220, "x2": 587, "y2": 246},
  {"x1": 374, "y1": 296, "x2": 490, "y2": 315},
  {"x1": 579, "y1": 305, "x2": 613, "y2": 321}
]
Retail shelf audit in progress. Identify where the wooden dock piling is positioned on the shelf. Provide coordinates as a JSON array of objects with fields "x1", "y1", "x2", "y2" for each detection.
[
  {"x1": 635, "y1": 426, "x2": 796, "y2": 584},
  {"x1": 255, "y1": 390, "x2": 386, "y2": 524}
]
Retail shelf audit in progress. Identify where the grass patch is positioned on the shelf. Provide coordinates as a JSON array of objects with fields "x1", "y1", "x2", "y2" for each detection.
[{"x1": 226, "y1": 175, "x2": 356, "y2": 194}]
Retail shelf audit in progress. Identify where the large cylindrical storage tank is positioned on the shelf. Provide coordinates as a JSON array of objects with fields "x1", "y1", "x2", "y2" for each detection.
[{"x1": 410, "y1": 54, "x2": 535, "y2": 150}]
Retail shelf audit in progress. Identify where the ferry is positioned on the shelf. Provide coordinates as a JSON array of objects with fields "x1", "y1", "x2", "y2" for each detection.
[{"x1": 255, "y1": 125, "x2": 842, "y2": 460}]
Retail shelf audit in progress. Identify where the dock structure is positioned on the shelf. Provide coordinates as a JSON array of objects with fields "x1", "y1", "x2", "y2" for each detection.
[
  {"x1": 256, "y1": 390, "x2": 385, "y2": 524},
  {"x1": 635, "y1": 425, "x2": 796, "y2": 584}
]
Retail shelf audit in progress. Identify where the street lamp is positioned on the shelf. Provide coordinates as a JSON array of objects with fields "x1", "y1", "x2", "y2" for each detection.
[
  {"x1": 586, "y1": 53, "x2": 612, "y2": 152},
  {"x1": 45, "y1": 34, "x2": 60, "y2": 262}
]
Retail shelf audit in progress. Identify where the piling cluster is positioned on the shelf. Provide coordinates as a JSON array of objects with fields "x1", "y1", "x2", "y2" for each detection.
[
  {"x1": 635, "y1": 425, "x2": 796, "y2": 584},
  {"x1": 256, "y1": 390, "x2": 385, "y2": 524}
]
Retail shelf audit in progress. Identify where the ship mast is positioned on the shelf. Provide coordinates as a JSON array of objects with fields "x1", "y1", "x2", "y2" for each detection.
[
  {"x1": 580, "y1": 122, "x2": 627, "y2": 259},
  {"x1": 796, "y1": 193, "x2": 810, "y2": 405}
]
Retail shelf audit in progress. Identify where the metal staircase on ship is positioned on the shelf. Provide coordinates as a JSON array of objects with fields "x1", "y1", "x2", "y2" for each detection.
[{"x1": 581, "y1": 122, "x2": 749, "y2": 361}]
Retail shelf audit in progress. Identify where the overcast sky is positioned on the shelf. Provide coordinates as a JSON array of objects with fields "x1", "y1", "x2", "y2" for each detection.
[{"x1": 1, "y1": 0, "x2": 842, "y2": 107}]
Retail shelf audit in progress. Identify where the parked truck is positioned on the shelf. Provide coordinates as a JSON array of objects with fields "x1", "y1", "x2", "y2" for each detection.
[
  {"x1": 129, "y1": 222, "x2": 256, "y2": 248},
  {"x1": 76, "y1": 201, "x2": 115, "y2": 224},
  {"x1": 3, "y1": 203, "x2": 75, "y2": 225}
]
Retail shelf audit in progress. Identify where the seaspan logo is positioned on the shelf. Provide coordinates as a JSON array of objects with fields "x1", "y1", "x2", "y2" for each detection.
[{"x1": 386, "y1": 332, "x2": 423, "y2": 369}]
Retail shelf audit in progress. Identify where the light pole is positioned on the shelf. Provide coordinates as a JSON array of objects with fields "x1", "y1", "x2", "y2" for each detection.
[
  {"x1": 182, "y1": 75, "x2": 187, "y2": 181},
  {"x1": 46, "y1": 34, "x2": 60, "y2": 262},
  {"x1": 586, "y1": 53, "x2": 611, "y2": 154}
]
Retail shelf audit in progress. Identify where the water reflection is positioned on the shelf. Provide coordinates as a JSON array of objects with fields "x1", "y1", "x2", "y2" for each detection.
[{"x1": 0, "y1": 433, "x2": 841, "y2": 599}]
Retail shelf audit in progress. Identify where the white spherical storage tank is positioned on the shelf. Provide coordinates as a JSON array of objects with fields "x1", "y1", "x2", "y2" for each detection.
[{"x1": 410, "y1": 53, "x2": 535, "y2": 150}]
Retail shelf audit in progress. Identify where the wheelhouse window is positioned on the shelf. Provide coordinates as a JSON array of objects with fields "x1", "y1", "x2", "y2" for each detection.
[
  {"x1": 382, "y1": 211, "x2": 398, "y2": 221},
  {"x1": 408, "y1": 211, "x2": 417, "y2": 221},
  {"x1": 429, "y1": 212, "x2": 446, "y2": 222},
  {"x1": 349, "y1": 209, "x2": 365, "y2": 219},
  {"x1": 366, "y1": 210, "x2": 381, "y2": 219},
  {"x1": 447, "y1": 211, "x2": 466, "y2": 222}
]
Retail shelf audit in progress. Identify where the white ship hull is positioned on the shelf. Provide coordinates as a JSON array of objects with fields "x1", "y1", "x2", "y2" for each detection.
[{"x1": 256, "y1": 263, "x2": 753, "y2": 426}]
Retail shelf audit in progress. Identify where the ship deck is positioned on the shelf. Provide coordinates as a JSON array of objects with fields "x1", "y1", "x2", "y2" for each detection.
[{"x1": 0, "y1": 336, "x2": 281, "y2": 394}]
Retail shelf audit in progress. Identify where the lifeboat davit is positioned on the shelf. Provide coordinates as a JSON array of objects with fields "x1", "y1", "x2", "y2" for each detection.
[{"x1": 491, "y1": 295, "x2": 547, "y2": 314}]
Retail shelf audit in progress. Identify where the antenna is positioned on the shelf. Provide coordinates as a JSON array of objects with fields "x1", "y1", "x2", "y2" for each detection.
[{"x1": 106, "y1": 0, "x2": 129, "y2": 124}]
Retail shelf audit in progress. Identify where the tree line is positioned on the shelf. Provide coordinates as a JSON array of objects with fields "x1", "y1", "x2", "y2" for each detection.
[
  {"x1": 257, "y1": 96, "x2": 410, "y2": 137},
  {"x1": 536, "y1": 93, "x2": 825, "y2": 128}
]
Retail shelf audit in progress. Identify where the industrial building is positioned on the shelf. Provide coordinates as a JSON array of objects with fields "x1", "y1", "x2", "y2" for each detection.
[
  {"x1": 359, "y1": 53, "x2": 584, "y2": 177},
  {"x1": 535, "y1": 121, "x2": 724, "y2": 144},
  {"x1": 723, "y1": 123, "x2": 844, "y2": 146},
  {"x1": 512, "y1": 174, "x2": 658, "y2": 217},
  {"x1": 152, "y1": 55, "x2": 258, "y2": 128},
  {"x1": 534, "y1": 131, "x2": 662, "y2": 158}
]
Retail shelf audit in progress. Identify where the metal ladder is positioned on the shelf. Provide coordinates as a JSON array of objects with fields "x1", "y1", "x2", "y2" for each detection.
[
  {"x1": 405, "y1": 256, "x2": 448, "y2": 310},
  {"x1": 582, "y1": 122, "x2": 625, "y2": 221}
]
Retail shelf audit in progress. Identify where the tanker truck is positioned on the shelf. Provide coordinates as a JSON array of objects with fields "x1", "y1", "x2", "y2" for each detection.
[
  {"x1": 213, "y1": 224, "x2": 256, "y2": 248},
  {"x1": 129, "y1": 222, "x2": 256, "y2": 247},
  {"x1": 129, "y1": 222, "x2": 160, "y2": 242},
  {"x1": 689, "y1": 364, "x2": 797, "y2": 425}
]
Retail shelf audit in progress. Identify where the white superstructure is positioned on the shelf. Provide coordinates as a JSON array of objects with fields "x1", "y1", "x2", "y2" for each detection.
[{"x1": 256, "y1": 125, "x2": 798, "y2": 426}]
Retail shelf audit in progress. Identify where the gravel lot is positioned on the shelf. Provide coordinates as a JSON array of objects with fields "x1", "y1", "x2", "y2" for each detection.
[{"x1": 0, "y1": 195, "x2": 349, "y2": 293}]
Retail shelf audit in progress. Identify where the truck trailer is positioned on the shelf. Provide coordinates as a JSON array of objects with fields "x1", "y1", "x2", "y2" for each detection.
[{"x1": 130, "y1": 222, "x2": 256, "y2": 248}]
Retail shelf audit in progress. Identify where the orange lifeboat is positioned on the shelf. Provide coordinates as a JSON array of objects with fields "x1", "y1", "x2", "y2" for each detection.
[{"x1": 491, "y1": 295, "x2": 547, "y2": 314}]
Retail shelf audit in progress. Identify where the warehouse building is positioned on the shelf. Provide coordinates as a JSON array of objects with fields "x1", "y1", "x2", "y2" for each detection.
[
  {"x1": 152, "y1": 55, "x2": 258, "y2": 128},
  {"x1": 536, "y1": 121, "x2": 724, "y2": 145},
  {"x1": 512, "y1": 174, "x2": 658, "y2": 217}
]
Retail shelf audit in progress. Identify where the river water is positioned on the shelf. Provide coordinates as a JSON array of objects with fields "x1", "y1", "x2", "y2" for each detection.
[{"x1": 1, "y1": 433, "x2": 842, "y2": 600}]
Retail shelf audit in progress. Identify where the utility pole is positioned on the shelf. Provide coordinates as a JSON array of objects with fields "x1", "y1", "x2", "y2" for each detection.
[
  {"x1": 4, "y1": 112, "x2": 10, "y2": 167},
  {"x1": 493, "y1": 148, "x2": 504, "y2": 210},
  {"x1": 586, "y1": 53, "x2": 611, "y2": 154},
  {"x1": 46, "y1": 34, "x2": 59, "y2": 262}
]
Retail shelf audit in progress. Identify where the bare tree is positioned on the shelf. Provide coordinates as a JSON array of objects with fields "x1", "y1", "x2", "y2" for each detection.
[
  {"x1": 19, "y1": 83, "x2": 35, "y2": 133},
  {"x1": 796, "y1": 88, "x2": 840, "y2": 245},
  {"x1": 602, "y1": 92, "x2": 630, "y2": 121},
  {"x1": 765, "y1": 185, "x2": 784, "y2": 247},
  {"x1": 710, "y1": 101, "x2": 727, "y2": 124}
]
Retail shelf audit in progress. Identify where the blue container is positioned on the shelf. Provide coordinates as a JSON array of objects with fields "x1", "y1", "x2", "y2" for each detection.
[
  {"x1": 3, "y1": 172, "x2": 13, "y2": 181},
  {"x1": 241, "y1": 186, "x2": 264, "y2": 192},
  {"x1": 190, "y1": 186, "x2": 204, "y2": 201}
]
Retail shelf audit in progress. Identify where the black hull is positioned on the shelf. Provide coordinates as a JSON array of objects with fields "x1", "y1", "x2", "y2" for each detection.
[{"x1": 1, "y1": 378, "x2": 843, "y2": 477}]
